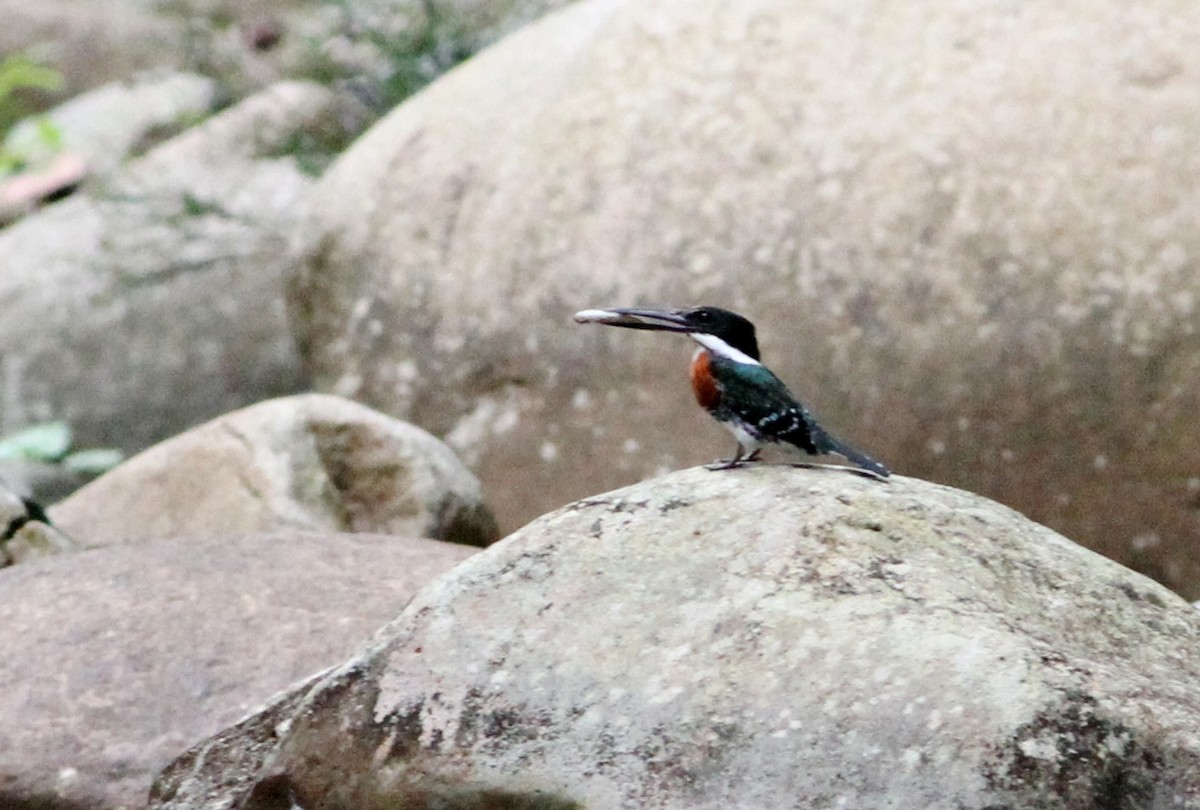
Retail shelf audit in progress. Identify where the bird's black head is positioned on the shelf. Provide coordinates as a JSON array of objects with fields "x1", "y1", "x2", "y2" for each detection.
[
  {"x1": 674, "y1": 307, "x2": 760, "y2": 360},
  {"x1": 573, "y1": 305, "x2": 760, "y2": 361}
]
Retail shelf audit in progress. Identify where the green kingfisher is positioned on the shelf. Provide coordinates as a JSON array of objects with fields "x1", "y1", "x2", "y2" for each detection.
[{"x1": 574, "y1": 306, "x2": 890, "y2": 477}]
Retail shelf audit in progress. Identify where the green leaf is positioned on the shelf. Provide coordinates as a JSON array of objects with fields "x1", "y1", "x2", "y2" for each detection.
[
  {"x1": 0, "y1": 57, "x2": 63, "y2": 103},
  {"x1": 61, "y1": 448, "x2": 125, "y2": 475},
  {"x1": 0, "y1": 421, "x2": 72, "y2": 461},
  {"x1": 0, "y1": 149, "x2": 20, "y2": 177},
  {"x1": 33, "y1": 116, "x2": 62, "y2": 149}
]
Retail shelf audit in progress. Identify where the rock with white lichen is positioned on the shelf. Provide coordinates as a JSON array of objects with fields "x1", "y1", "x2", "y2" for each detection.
[{"x1": 148, "y1": 467, "x2": 1200, "y2": 809}]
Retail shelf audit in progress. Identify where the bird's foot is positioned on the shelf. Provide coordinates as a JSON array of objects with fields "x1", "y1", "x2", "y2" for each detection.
[
  {"x1": 705, "y1": 449, "x2": 762, "y2": 471},
  {"x1": 705, "y1": 459, "x2": 746, "y2": 471}
]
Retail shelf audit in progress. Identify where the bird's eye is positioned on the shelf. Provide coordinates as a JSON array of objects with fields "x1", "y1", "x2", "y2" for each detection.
[{"x1": 694, "y1": 310, "x2": 711, "y2": 322}]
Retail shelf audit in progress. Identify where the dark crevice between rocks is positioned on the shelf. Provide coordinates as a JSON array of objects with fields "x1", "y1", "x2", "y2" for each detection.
[
  {"x1": 376, "y1": 786, "x2": 583, "y2": 810},
  {"x1": 435, "y1": 497, "x2": 500, "y2": 548},
  {"x1": 1, "y1": 497, "x2": 51, "y2": 542},
  {"x1": 405, "y1": 789, "x2": 582, "y2": 810},
  {"x1": 0, "y1": 791, "x2": 96, "y2": 810},
  {"x1": 241, "y1": 773, "x2": 296, "y2": 810},
  {"x1": 1, "y1": 513, "x2": 28, "y2": 543}
]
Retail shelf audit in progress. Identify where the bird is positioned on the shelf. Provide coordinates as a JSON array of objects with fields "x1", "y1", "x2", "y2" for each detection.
[{"x1": 573, "y1": 305, "x2": 890, "y2": 477}]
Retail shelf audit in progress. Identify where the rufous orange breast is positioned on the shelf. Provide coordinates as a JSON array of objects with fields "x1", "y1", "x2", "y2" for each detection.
[{"x1": 690, "y1": 349, "x2": 721, "y2": 412}]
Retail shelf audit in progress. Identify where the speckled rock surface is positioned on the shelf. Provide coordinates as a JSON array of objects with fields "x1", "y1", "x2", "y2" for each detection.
[
  {"x1": 150, "y1": 467, "x2": 1200, "y2": 809},
  {"x1": 290, "y1": 0, "x2": 1200, "y2": 597},
  {"x1": 0, "y1": 530, "x2": 477, "y2": 810},
  {"x1": 50, "y1": 394, "x2": 499, "y2": 548}
]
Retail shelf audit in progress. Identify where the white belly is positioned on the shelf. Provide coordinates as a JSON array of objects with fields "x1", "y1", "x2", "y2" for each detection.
[{"x1": 723, "y1": 420, "x2": 763, "y2": 452}]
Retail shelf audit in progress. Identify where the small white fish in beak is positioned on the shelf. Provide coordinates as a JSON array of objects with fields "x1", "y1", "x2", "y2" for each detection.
[{"x1": 572, "y1": 308, "x2": 625, "y2": 324}]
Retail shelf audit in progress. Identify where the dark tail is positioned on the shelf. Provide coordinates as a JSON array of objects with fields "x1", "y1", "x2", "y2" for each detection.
[{"x1": 813, "y1": 428, "x2": 891, "y2": 478}]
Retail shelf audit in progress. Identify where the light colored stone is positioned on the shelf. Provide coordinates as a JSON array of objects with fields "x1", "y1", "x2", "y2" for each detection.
[
  {"x1": 50, "y1": 394, "x2": 498, "y2": 548},
  {"x1": 0, "y1": 530, "x2": 476, "y2": 810},
  {"x1": 4, "y1": 72, "x2": 218, "y2": 175},
  {"x1": 151, "y1": 467, "x2": 1200, "y2": 808},
  {"x1": 0, "y1": 82, "x2": 350, "y2": 458},
  {"x1": 290, "y1": 0, "x2": 1200, "y2": 599}
]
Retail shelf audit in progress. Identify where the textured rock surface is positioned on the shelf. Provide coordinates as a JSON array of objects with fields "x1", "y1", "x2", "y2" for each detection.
[
  {"x1": 0, "y1": 530, "x2": 476, "y2": 810},
  {"x1": 0, "y1": 82, "x2": 355, "y2": 456},
  {"x1": 290, "y1": 0, "x2": 1200, "y2": 597},
  {"x1": 151, "y1": 468, "x2": 1200, "y2": 809},
  {"x1": 50, "y1": 394, "x2": 499, "y2": 548}
]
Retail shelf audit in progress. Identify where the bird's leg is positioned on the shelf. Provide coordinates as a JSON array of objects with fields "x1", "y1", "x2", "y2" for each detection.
[{"x1": 705, "y1": 443, "x2": 761, "y2": 471}]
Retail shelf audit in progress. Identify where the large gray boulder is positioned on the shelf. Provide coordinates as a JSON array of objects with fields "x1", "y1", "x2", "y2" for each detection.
[
  {"x1": 0, "y1": 530, "x2": 476, "y2": 810},
  {"x1": 0, "y1": 82, "x2": 353, "y2": 457},
  {"x1": 49, "y1": 394, "x2": 499, "y2": 549},
  {"x1": 289, "y1": 0, "x2": 1200, "y2": 598},
  {"x1": 150, "y1": 467, "x2": 1200, "y2": 809}
]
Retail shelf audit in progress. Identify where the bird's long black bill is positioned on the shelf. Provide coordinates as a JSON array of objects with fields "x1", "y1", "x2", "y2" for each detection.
[{"x1": 573, "y1": 307, "x2": 692, "y2": 332}]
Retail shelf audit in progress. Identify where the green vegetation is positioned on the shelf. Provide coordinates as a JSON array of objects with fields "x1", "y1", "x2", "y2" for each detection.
[
  {"x1": 309, "y1": 0, "x2": 479, "y2": 114},
  {"x1": 370, "y1": 0, "x2": 478, "y2": 108},
  {"x1": 0, "y1": 56, "x2": 61, "y2": 115},
  {"x1": 274, "y1": 1, "x2": 485, "y2": 175},
  {"x1": 0, "y1": 421, "x2": 123, "y2": 475},
  {"x1": 0, "y1": 55, "x2": 64, "y2": 177}
]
